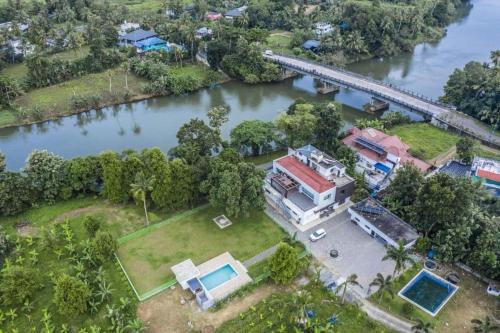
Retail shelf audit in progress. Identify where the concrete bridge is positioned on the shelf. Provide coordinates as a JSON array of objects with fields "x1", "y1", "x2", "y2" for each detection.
[{"x1": 264, "y1": 54, "x2": 500, "y2": 149}]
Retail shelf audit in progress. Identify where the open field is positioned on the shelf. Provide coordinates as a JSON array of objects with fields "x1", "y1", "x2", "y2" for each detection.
[
  {"x1": 117, "y1": 205, "x2": 287, "y2": 295},
  {"x1": 372, "y1": 265, "x2": 499, "y2": 332},
  {"x1": 388, "y1": 123, "x2": 460, "y2": 161},
  {"x1": 244, "y1": 150, "x2": 286, "y2": 166},
  {"x1": 0, "y1": 197, "x2": 172, "y2": 331}
]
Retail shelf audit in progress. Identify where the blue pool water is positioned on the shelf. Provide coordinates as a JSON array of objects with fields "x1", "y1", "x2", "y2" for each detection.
[
  {"x1": 400, "y1": 270, "x2": 457, "y2": 315},
  {"x1": 199, "y1": 264, "x2": 238, "y2": 291}
]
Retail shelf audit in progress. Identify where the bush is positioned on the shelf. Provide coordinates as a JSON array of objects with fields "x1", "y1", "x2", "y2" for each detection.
[
  {"x1": 269, "y1": 242, "x2": 301, "y2": 285},
  {"x1": 0, "y1": 265, "x2": 42, "y2": 306},
  {"x1": 92, "y1": 231, "x2": 117, "y2": 262},
  {"x1": 53, "y1": 274, "x2": 91, "y2": 316},
  {"x1": 402, "y1": 302, "x2": 414, "y2": 316},
  {"x1": 84, "y1": 216, "x2": 101, "y2": 237}
]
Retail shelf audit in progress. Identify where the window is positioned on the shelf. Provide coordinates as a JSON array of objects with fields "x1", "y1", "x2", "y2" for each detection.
[{"x1": 324, "y1": 194, "x2": 331, "y2": 200}]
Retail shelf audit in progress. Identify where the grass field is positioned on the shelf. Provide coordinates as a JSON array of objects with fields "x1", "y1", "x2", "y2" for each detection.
[
  {"x1": 244, "y1": 150, "x2": 287, "y2": 166},
  {"x1": 388, "y1": 123, "x2": 460, "y2": 161},
  {"x1": 372, "y1": 265, "x2": 499, "y2": 333},
  {"x1": 0, "y1": 197, "x2": 171, "y2": 332},
  {"x1": 218, "y1": 283, "x2": 395, "y2": 333},
  {"x1": 117, "y1": 205, "x2": 287, "y2": 295}
]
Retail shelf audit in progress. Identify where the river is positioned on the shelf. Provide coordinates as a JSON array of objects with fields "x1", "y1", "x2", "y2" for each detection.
[{"x1": 1, "y1": 0, "x2": 499, "y2": 170}]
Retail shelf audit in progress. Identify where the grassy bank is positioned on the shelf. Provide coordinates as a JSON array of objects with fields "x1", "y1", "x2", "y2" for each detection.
[{"x1": 388, "y1": 123, "x2": 460, "y2": 161}]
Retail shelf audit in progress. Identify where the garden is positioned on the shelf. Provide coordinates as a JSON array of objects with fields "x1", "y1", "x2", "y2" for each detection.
[
  {"x1": 116, "y1": 205, "x2": 287, "y2": 297},
  {"x1": 0, "y1": 198, "x2": 157, "y2": 332}
]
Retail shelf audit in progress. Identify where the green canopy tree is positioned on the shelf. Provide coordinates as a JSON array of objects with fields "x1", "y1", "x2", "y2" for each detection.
[
  {"x1": 230, "y1": 120, "x2": 277, "y2": 156},
  {"x1": 313, "y1": 102, "x2": 343, "y2": 153},
  {"x1": 100, "y1": 151, "x2": 128, "y2": 203},
  {"x1": 130, "y1": 172, "x2": 155, "y2": 226},
  {"x1": 0, "y1": 265, "x2": 42, "y2": 306},
  {"x1": 412, "y1": 318, "x2": 433, "y2": 333},
  {"x1": 276, "y1": 108, "x2": 317, "y2": 148},
  {"x1": 24, "y1": 150, "x2": 66, "y2": 203},
  {"x1": 268, "y1": 242, "x2": 302, "y2": 285},
  {"x1": 53, "y1": 274, "x2": 91, "y2": 316},
  {"x1": 456, "y1": 136, "x2": 478, "y2": 164},
  {"x1": 0, "y1": 75, "x2": 22, "y2": 107}
]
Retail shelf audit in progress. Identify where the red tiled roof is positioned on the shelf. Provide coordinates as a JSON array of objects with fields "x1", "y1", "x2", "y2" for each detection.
[
  {"x1": 477, "y1": 169, "x2": 500, "y2": 182},
  {"x1": 276, "y1": 155, "x2": 334, "y2": 193}
]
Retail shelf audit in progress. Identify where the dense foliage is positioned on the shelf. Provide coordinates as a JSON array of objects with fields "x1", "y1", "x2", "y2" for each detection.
[
  {"x1": 268, "y1": 242, "x2": 302, "y2": 285},
  {"x1": 441, "y1": 51, "x2": 500, "y2": 128},
  {"x1": 230, "y1": 120, "x2": 278, "y2": 156}
]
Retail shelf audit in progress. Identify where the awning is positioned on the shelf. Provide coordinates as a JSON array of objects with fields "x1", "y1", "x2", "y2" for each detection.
[{"x1": 374, "y1": 162, "x2": 391, "y2": 173}]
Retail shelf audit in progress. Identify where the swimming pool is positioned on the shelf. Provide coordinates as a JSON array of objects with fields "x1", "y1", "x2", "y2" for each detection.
[
  {"x1": 398, "y1": 269, "x2": 458, "y2": 316},
  {"x1": 199, "y1": 264, "x2": 238, "y2": 291}
]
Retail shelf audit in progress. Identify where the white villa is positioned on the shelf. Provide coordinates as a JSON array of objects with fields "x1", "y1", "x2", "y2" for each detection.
[
  {"x1": 265, "y1": 145, "x2": 355, "y2": 226},
  {"x1": 315, "y1": 22, "x2": 333, "y2": 37}
]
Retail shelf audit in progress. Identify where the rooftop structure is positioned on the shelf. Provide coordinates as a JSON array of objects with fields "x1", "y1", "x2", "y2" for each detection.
[
  {"x1": 302, "y1": 39, "x2": 321, "y2": 52},
  {"x1": 265, "y1": 145, "x2": 354, "y2": 225},
  {"x1": 206, "y1": 12, "x2": 223, "y2": 20},
  {"x1": 119, "y1": 21, "x2": 140, "y2": 36},
  {"x1": 437, "y1": 160, "x2": 471, "y2": 178},
  {"x1": 348, "y1": 197, "x2": 419, "y2": 249},
  {"x1": 225, "y1": 6, "x2": 248, "y2": 19},
  {"x1": 471, "y1": 156, "x2": 500, "y2": 195},
  {"x1": 196, "y1": 27, "x2": 213, "y2": 38},
  {"x1": 315, "y1": 22, "x2": 333, "y2": 37},
  {"x1": 118, "y1": 29, "x2": 178, "y2": 53},
  {"x1": 342, "y1": 127, "x2": 430, "y2": 190}
]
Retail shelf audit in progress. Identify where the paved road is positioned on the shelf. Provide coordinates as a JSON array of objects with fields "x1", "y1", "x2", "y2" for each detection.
[{"x1": 265, "y1": 54, "x2": 500, "y2": 147}]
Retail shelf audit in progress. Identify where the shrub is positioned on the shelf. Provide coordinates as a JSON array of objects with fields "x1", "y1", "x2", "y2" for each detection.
[
  {"x1": 0, "y1": 265, "x2": 42, "y2": 306},
  {"x1": 268, "y1": 242, "x2": 301, "y2": 285},
  {"x1": 53, "y1": 274, "x2": 91, "y2": 316},
  {"x1": 92, "y1": 231, "x2": 117, "y2": 262},
  {"x1": 84, "y1": 216, "x2": 101, "y2": 237},
  {"x1": 402, "y1": 302, "x2": 414, "y2": 316}
]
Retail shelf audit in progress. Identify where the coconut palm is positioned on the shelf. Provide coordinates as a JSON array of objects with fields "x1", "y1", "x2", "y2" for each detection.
[
  {"x1": 339, "y1": 274, "x2": 362, "y2": 304},
  {"x1": 471, "y1": 316, "x2": 500, "y2": 333},
  {"x1": 412, "y1": 318, "x2": 433, "y2": 333},
  {"x1": 130, "y1": 172, "x2": 155, "y2": 225},
  {"x1": 290, "y1": 290, "x2": 314, "y2": 326},
  {"x1": 382, "y1": 240, "x2": 415, "y2": 276},
  {"x1": 369, "y1": 273, "x2": 394, "y2": 303}
]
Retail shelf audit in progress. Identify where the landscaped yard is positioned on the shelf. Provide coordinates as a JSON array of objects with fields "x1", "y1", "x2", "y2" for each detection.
[
  {"x1": 388, "y1": 123, "x2": 460, "y2": 161},
  {"x1": 117, "y1": 205, "x2": 287, "y2": 296},
  {"x1": 0, "y1": 197, "x2": 167, "y2": 331},
  {"x1": 266, "y1": 31, "x2": 294, "y2": 55},
  {"x1": 372, "y1": 264, "x2": 499, "y2": 333},
  {"x1": 244, "y1": 150, "x2": 286, "y2": 166}
]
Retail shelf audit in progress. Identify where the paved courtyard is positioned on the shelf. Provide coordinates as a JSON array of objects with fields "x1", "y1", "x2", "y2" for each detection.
[{"x1": 266, "y1": 206, "x2": 395, "y2": 298}]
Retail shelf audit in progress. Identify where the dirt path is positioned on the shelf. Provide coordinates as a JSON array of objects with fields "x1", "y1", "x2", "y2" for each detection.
[
  {"x1": 138, "y1": 284, "x2": 286, "y2": 333},
  {"x1": 427, "y1": 145, "x2": 456, "y2": 167}
]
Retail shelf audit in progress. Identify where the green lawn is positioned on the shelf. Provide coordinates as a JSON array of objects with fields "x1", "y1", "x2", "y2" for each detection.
[
  {"x1": 244, "y1": 150, "x2": 287, "y2": 166},
  {"x1": 217, "y1": 283, "x2": 395, "y2": 333},
  {"x1": 388, "y1": 123, "x2": 460, "y2": 161},
  {"x1": 117, "y1": 205, "x2": 287, "y2": 295},
  {"x1": 0, "y1": 197, "x2": 167, "y2": 332},
  {"x1": 475, "y1": 146, "x2": 500, "y2": 160},
  {"x1": 266, "y1": 32, "x2": 295, "y2": 55}
]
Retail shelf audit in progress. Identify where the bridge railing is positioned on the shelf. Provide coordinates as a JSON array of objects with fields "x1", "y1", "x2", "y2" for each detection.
[{"x1": 266, "y1": 53, "x2": 457, "y2": 111}]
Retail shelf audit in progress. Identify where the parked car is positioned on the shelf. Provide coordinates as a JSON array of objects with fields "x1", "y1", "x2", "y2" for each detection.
[
  {"x1": 309, "y1": 228, "x2": 326, "y2": 242},
  {"x1": 487, "y1": 284, "x2": 500, "y2": 297},
  {"x1": 264, "y1": 49, "x2": 273, "y2": 56}
]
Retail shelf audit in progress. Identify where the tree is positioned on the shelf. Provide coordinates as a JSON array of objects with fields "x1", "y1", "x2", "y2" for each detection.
[
  {"x1": 338, "y1": 274, "x2": 361, "y2": 304},
  {"x1": 383, "y1": 163, "x2": 424, "y2": 221},
  {"x1": 471, "y1": 316, "x2": 499, "y2": 333},
  {"x1": 382, "y1": 241, "x2": 415, "y2": 276},
  {"x1": 0, "y1": 265, "x2": 42, "y2": 306},
  {"x1": 84, "y1": 216, "x2": 101, "y2": 237},
  {"x1": 169, "y1": 158, "x2": 196, "y2": 209},
  {"x1": 268, "y1": 242, "x2": 302, "y2": 285},
  {"x1": 92, "y1": 231, "x2": 117, "y2": 262},
  {"x1": 351, "y1": 173, "x2": 369, "y2": 203},
  {"x1": 313, "y1": 102, "x2": 343, "y2": 153},
  {"x1": 142, "y1": 148, "x2": 173, "y2": 209},
  {"x1": 230, "y1": 120, "x2": 277, "y2": 156},
  {"x1": 175, "y1": 118, "x2": 218, "y2": 160},
  {"x1": 0, "y1": 75, "x2": 22, "y2": 107},
  {"x1": 201, "y1": 152, "x2": 265, "y2": 217},
  {"x1": 53, "y1": 274, "x2": 91, "y2": 316},
  {"x1": 369, "y1": 273, "x2": 394, "y2": 303},
  {"x1": 24, "y1": 150, "x2": 66, "y2": 203},
  {"x1": 456, "y1": 136, "x2": 478, "y2": 164},
  {"x1": 100, "y1": 151, "x2": 128, "y2": 203},
  {"x1": 276, "y1": 109, "x2": 317, "y2": 148},
  {"x1": 412, "y1": 318, "x2": 433, "y2": 333},
  {"x1": 0, "y1": 172, "x2": 33, "y2": 216},
  {"x1": 0, "y1": 151, "x2": 5, "y2": 173},
  {"x1": 130, "y1": 172, "x2": 155, "y2": 225},
  {"x1": 65, "y1": 156, "x2": 102, "y2": 195}
]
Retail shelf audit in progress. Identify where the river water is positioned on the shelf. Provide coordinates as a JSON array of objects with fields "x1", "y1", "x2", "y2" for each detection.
[{"x1": 1, "y1": 0, "x2": 499, "y2": 170}]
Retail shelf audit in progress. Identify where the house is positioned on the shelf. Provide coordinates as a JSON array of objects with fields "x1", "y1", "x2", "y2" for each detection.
[
  {"x1": 342, "y1": 127, "x2": 430, "y2": 190},
  {"x1": 436, "y1": 160, "x2": 471, "y2": 178},
  {"x1": 206, "y1": 11, "x2": 223, "y2": 21},
  {"x1": 118, "y1": 21, "x2": 140, "y2": 36},
  {"x1": 265, "y1": 145, "x2": 355, "y2": 225},
  {"x1": 301, "y1": 39, "x2": 321, "y2": 52},
  {"x1": 348, "y1": 198, "x2": 419, "y2": 250},
  {"x1": 224, "y1": 5, "x2": 248, "y2": 19},
  {"x1": 0, "y1": 22, "x2": 29, "y2": 33},
  {"x1": 471, "y1": 156, "x2": 500, "y2": 196},
  {"x1": 196, "y1": 27, "x2": 213, "y2": 38},
  {"x1": 118, "y1": 29, "x2": 169, "y2": 53},
  {"x1": 5, "y1": 39, "x2": 34, "y2": 56},
  {"x1": 315, "y1": 22, "x2": 333, "y2": 37}
]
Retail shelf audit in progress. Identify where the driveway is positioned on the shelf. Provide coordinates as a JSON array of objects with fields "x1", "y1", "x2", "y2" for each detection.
[{"x1": 266, "y1": 206, "x2": 395, "y2": 298}]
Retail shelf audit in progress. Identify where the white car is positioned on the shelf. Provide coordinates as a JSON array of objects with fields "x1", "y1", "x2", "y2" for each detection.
[
  {"x1": 264, "y1": 49, "x2": 273, "y2": 56},
  {"x1": 309, "y1": 228, "x2": 326, "y2": 242}
]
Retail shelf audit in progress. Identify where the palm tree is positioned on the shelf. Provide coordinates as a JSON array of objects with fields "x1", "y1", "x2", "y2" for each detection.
[
  {"x1": 471, "y1": 316, "x2": 500, "y2": 333},
  {"x1": 339, "y1": 274, "x2": 362, "y2": 304},
  {"x1": 290, "y1": 290, "x2": 314, "y2": 326},
  {"x1": 412, "y1": 318, "x2": 433, "y2": 333},
  {"x1": 122, "y1": 61, "x2": 130, "y2": 91},
  {"x1": 369, "y1": 273, "x2": 394, "y2": 303},
  {"x1": 382, "y1": 240, "x2": 415, "y2": 276},
  {"x1": 130, "y1": 172, "x2": 155, "y2": 226}
]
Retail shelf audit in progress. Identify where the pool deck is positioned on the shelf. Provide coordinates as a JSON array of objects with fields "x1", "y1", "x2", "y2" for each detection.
[{"x1": 197, "y1": 252, "x2": 252, "y2": 300}]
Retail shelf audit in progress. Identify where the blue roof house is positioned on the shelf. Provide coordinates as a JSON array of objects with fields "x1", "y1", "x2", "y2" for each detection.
[
  {"x1": 118, "y1": 29, "x2": 170, "y2": 53},
  {"x1": 302, "y1": 40, "x2": 321, "y2": 52}
]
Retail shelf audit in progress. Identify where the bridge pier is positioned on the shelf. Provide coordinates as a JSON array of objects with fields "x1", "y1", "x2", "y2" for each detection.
[
  {"x1": 280, "y1": 68, "x2": 298, "y2": 80},
  {"x1": 316, "y1": 81, "x2": 339, "y2": 94}
]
